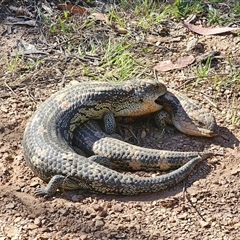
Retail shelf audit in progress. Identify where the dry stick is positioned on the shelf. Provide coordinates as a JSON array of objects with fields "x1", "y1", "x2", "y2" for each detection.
[
  {"x1": 182, "y1": 184, "x2": 206, "y2": 222},
  {"x1": 153, "y1": 68, "x2": 162, "y2": 83},
  {"x1": 202, "y1": 93, "x2": 218, "y2": 109},
  {"x1": 118, "y1": 123, "x2": 140, "y2": 145},
  {"x1": 4, "y1": 79, "x2": 17, "y2": 96},
  {"x1": 191, "y1": 89, "x2": 219, "y2": 110},
  {"x1": 25, "y1": 89, "x2": 38, "y2": 106},
  {"x1": 175, "y1": 72, "x2": 231, "y2": 90},
  {"x1": 128, "y1": 128, "x2": 141, "y2": 145},
  {"x1": 50, "y1": 36, "x2": 83, "y2": 49},
  {"x1": 175, "y1": 77, "x2": 200, "y2": 90},
  {"x1": 154, "y1": 69, "x2": 218, "y2": 108}
]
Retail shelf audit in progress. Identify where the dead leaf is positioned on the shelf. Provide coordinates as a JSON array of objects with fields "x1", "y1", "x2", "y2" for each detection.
[
  {"x1": 112, "y1": 25, "x2": 128, "y2": 34},
  {"x1": 160, "y1": 198, "x2": 179, "y2": 208},
  {"x1": 186, "y1": 37, "x2": 198, "y2": 51},
  {"x1": 9, "y1": 5, "x2": 34, "y2": 17},
  {"x1": 57, "y1": 4, "x2": 88, "y2": 15},
  {"x1": 184, "y1": 22, "x2": 240, "y2": 35},
  {"x1": 90, "y1": 12, "x2": 111, "y2": 25},
  {"x1": 195, "y1": 51, "x2": 220, "y2": 63},
  {"x1": 153, "y1": 55, "x2": 195, "y2": 72},
  {"x1": 11, "y1": 39, "x2": 48, "y2": 56},
  {"x1": 91, "y1": 13, "x2": 128, "y2": 34}
]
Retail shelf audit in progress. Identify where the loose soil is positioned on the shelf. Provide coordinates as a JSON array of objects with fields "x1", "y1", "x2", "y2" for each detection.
[{"x1": 0, "y1": 1, "x2": 239, "y2": 239}]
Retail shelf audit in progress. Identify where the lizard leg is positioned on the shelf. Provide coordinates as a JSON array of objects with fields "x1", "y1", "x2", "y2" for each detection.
[
  {"x1": 154, "y1": 110, "x2": 173, "y2": 134},
  {"x1": 35, "y1": 175, "x2": 80, "y2": 197},
  {"x1": 103, "y1": 112, "x2": 116, "y2": 134}
]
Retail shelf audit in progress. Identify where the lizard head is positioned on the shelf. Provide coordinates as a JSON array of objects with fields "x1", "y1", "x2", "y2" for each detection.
[{"x1": 156, "y1": 90, "x2": 219, "y2": 137}]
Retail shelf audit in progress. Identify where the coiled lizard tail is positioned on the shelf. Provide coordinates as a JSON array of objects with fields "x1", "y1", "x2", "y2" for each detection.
[
  {"x1": 73, "y1": 120, "x2": 215, "y2": 171},
  {"x1": 73, "y1": 86, "x2": 218, "y2": 172},
  {"x1": 155, "y1": 89, "x2": 218, "y2": 137},
  {"x1": 23, "y1": 80, "x2": 173, "y2": 196},
  {"x1": 35, "y1": 154, "x2": 204, "y2": 196}
]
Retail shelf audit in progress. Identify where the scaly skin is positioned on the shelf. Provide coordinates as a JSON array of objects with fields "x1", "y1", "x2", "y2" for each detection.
[
  {"x1": 155, "y1": 89, "x2": 218, "y2": 137},
  {"x1": 22, "y1": 80, "x2": 217, "y2": 196},
  {"x1": 73, "y1": 88, "x2": 218, "y2": 171},
  {"x1": 73, "y1": 120, "x2": 214, "y2": 171},
  {"x1": 22, "y1": 80, "x2": 172, "y2": 196}
]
